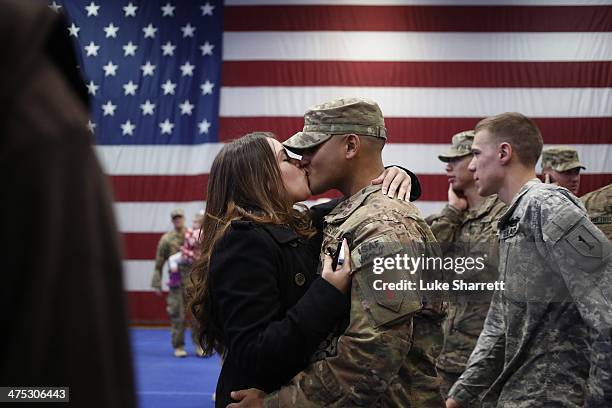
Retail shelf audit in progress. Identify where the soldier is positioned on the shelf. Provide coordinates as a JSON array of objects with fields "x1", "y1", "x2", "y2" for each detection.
[
  {"x1": 151, "y1": 209, "x2": 202, "y2": 357},
  {"x1": 447, "y1": 113, "x2": 612, "y2": 408},
  {"x1": 541, "y1": 146, "x2": 585, "y2": 195},
  {"x1": 581, "y1": 183, "x2": 612, "y2": 240},
  {"x1": 230, "y1": 98, "x2": 446, "y2": 407},
  {"x1": 426, "y1": 130, "x2": 506, "y2": 398}
]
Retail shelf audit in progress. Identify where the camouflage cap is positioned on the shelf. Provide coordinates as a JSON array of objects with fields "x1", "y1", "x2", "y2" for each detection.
[
  {"x1": 170, "y1": 208, "x2": 184, "y2": 219},
  {"x1": 438, "y1": 130, "x2": 475, "y2": 162},
  {"x1": 283, "y1": 97, "x2": 387, "y2": 152},
  {"x1": 541, "y1": 146, "x2": 586, "y2": 172}
]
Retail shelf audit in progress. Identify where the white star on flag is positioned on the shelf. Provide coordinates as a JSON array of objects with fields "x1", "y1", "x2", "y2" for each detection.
[
  {"x1": 181, "y1": 23, "x2": 196, "y2": 38},
  {"x1": 103, "y1": 61, "x2": 118, "y2": 77},
  {"x1": 123, "y1": 42, "x2": 138, "y2": 57},
  {"x1": 68, "y1": 23, "x2": 80, "y2": 38},
  {"x1": 104, "y1": 23, "x2": 119, "y2": 38},
  {"x1": 179, "y1": 100, "x2": 195, "y2": 115},
  {"x1": 49, "y1": 1, "x2": 62, "y2": 12},
  {"x1": 141, "y1": 61, "x2": 156, "y2": 76},
  {"x1": 161, "y1": 3, "x2": 176, "y2": 17},
  {"x1": 161, "y1": 42, "x2": 176, "y2": 56},
  {"x1": 84, "y1": 41, "x2": 100, "y2": 57},
  {"x1": 180, "y1": 62, "x2": 195, "y2": 77},
  {"x1": 200, "y1": 42, "x2": 214, "y2": 56},
  {"x1": 200, "y1": 80, "x2": 214, "y2": 95},
  {"x1": 162, "y1": 80, "x2": 177, "y2": 95},
  {"x1": 140, "y1": 100, "x2": 156, "y2": 115},
  {"x1": 159, "y1": 119, "x2": 174, "y2": 134},
  {"x1": 201, "y1": 2, "x2": 214, "y2": 16},
  {"x1": 143, "y1": 24, "x2": 157, "y2": 39},
  {"x1": 85, "y1": 2, "x2": 100, "y2": 17},
  {"x1": 198, "y1": 119, "x2": 211, "y2": 134},
  {"x1": 86, "y1": 81, "x2": 98, "y2": 96},
  {"x1": 123, "y1": 81, "x2": 138, "y2": 96},
  {"x1": 121, "y1": 120, "x2": 136, "y2": 136},
  {"x1": 102, "y1": 101, "x2": 117, "y2": 116},
  {"x1": 87, "y1": 120, "x2": 96, "y2": 134},
  {"x1": 123, "y1": 2, "x2": 137, "y2": 17}
]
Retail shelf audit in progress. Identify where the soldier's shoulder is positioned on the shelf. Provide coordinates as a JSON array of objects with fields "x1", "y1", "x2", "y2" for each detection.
[
  {"x1": 482, "y1": 195, "x2": 507, "y2": 218},
  {"x1": 581, "y1": 183, "x2": 612, "y2": 208}
]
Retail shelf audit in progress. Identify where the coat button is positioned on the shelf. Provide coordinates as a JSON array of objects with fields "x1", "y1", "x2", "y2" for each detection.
[
  {"x1": 294, "y1": 273, "x2": 306, "y2": 286},
  {"x1": 289, "y1": 241, "x2": 298, "y2": 247}
]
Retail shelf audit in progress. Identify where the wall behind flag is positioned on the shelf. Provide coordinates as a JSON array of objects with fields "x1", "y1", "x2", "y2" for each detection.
[{"x1": 51, "y1": 0, "x2": 612, "y2": 323}]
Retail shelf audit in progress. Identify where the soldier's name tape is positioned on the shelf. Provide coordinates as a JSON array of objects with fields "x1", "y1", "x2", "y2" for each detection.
[
  {"x1": 372, "y1": 279, "x2": 505, "y2": 292},
  {"x1": 0, "y1": 387, "x2": 69, "y2": 403}
]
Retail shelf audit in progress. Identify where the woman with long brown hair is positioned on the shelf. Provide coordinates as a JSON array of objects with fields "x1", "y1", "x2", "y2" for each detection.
[{"x1": 190, "y1": 132, "x2": 411, "y2": 407}]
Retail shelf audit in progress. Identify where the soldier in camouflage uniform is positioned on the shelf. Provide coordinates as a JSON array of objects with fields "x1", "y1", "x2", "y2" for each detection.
[
  {"x1": 151, "y1": 209, "x2": 201, "y2": 357},
  {"x1": 541, "y1": 146, "x2": 586, "y2": 195},
  {"x1": 425, "y1": 131, "x2": 506, "y2": 398},
  {"x1": 447, "y1": 113, "x2": 612, "y2": 408},
  {"x1": 581, "y1": 183, "x2": 612, "y2": 241},
  {"x1": 232, "y1": 98, "x2": 446, "y2": 407}
]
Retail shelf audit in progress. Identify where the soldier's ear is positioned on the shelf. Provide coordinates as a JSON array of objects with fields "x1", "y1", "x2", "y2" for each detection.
[
  {"x1": 499, "y1": 142, "x2": 512, "y2": 165},
  {"x1": 345, "y1": 134, "x2": 360, "y2": 159}
]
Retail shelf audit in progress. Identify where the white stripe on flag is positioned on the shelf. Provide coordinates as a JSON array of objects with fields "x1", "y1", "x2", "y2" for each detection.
[
  {"x1": 219, "y1": 87, "x2": 612, "y2": 118},
  {"x1": 223, "y1": 32, "x2": 612, "y2": 62},
  {"x1": 97, "y1": 144, "x2": 612, "y2": 176}
]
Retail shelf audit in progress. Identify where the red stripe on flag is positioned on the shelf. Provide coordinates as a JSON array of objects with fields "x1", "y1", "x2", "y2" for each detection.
[
  {"x1": 122, "y1": 233, "x2": 163, "y2": 260},
  {"x1": 111, "y1": 174, "x2": 209, "y2": 202},
  {"x1": 225, "y1": 5, "x2": 612, "y2": 32},
  {"x1": 127, "y1": 291, "x2": 175, "y2": 324},
  {"x1": 220, "y1": 117, "x2": 612, "y2": 144},
  {"x1": 222, "y1": 61, "x2": 612, "y2": 88}
]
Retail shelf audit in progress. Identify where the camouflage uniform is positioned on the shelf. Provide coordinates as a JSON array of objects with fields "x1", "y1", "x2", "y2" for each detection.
[
  {"x1": 581, "y1": 183, "x2": 612, "y2": 241},
  {"x1": 264, "y1": 185, "x2": 445, "y2": 407},
  {"x1": 268, "y1": 98, "x2": 446, "y2": 407},
  {"x1": 151, "y1": 211, "x2": 199, "y2": 349},
  {"x1": 426, "y1": 195, "x2": 506, "y2": 398},
  {"x1": 425, "y1": 130, "x2": 507, "y2": 397},
  {"x1": 449, "y1": 180, "x2": 612, "y2": 407},
  {"x1": 541, "y1": 146, "x2": 586, "y2": 173}
]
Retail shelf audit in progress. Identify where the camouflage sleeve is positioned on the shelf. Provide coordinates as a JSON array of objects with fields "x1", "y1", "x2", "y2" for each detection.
[
  {"x1": 265, "y1": 228, "x2": 423, "y2": 407},
  {"x1": 425, "y1": 204, "x2": 464, "y2": 243},
  {"x1": 448, "y1": 288, "x2": 506, "y2": 406},
  {"x1": 539, "y1": 194, "x2": 612, "y2": 407},
  {"x1": 151, "y1": 236, "x2": 169, "y2": 289}
]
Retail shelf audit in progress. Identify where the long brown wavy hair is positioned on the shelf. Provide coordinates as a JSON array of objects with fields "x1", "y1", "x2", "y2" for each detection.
[{"x1": 188, "y1": 132, "x2": 315, "y2": 356}]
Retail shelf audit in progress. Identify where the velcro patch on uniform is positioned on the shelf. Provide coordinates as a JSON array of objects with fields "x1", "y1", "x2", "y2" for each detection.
[
  {"x1": 558, "y1": 219, "x2": 612, "y2": 273},
  {"x1": 566, "y1": 224, "x2": 604, "y2": 258},
  {"x1": 352, "y1": 235, "x2": 404, "y2": 271}
]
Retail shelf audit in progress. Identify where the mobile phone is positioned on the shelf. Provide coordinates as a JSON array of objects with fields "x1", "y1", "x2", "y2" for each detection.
[{"x1": 332, "y1": 239, "x2": 345, "y2": 270}]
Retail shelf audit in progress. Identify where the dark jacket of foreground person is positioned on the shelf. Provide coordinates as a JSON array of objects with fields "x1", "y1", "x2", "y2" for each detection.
[
  {"x1": 0, "y1": 2, "x2": 136, "y2": 407},
  {"x1": 210, "y1": 220, "x2": 349, "y2": 408}
]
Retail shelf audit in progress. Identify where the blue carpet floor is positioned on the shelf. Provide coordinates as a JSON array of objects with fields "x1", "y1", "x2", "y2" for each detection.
[{"x1": 131, "y1": 328, "x2": 221, "y2": 408}]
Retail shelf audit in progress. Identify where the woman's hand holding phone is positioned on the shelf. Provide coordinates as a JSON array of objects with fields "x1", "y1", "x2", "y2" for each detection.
[{"x1": 322, "y1": 239, "x2": 352, "y2": 294}]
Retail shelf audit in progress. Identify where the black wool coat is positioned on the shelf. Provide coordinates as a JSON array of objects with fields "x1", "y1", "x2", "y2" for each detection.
[{"x1": 209, "y1": 221, "x2": 349, "y2": 408}]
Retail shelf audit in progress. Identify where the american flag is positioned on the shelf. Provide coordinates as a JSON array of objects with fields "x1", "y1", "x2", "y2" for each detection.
[{"x1": 50, "y1": 0, "x2": 612, "y2": 322}]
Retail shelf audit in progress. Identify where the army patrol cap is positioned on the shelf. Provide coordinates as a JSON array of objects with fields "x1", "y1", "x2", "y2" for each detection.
[
  {"x1": 283, "y1": 97, "x2": 387, "y2": 152},
  {"x1": 541, "y1": 146, "x2": 586, "y2": 172},
  {"x1": 170, "y1": 208, "x2": 184, "y2": 219},
  {"x1": 438, "y1": 130, "x2": 475, "y2": 162}
]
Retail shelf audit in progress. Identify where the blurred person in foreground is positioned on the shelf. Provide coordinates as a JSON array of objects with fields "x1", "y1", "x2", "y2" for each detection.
[{"x1": 0, "y1": 1, "x2": 135, "y2": 406}]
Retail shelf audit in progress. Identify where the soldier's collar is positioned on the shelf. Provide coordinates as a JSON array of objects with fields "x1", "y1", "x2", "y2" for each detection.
[
  {"x1": 497, "y1": 179, "x2": 541, "y2": 228},
  {"x1": 467, "y1": 194, "x2": 498, "y2": 219},
  {"x1": 325, "y1": 184, "x2": 382, "y2": 223}
]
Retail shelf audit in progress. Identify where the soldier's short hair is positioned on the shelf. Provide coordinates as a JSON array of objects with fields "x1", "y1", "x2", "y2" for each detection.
[{"x1": 475, "y1": 112, "x2": 543, "y2": 167}]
